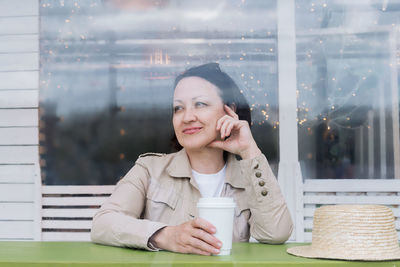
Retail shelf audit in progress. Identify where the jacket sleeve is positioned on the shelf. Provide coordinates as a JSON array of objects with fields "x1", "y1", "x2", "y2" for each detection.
[
  {"x1": 91, "y1": 162, "x2": 167, "y2": 251},
  {"x1": 240, "y1": 153, "x2": 293, "y2": 244}
]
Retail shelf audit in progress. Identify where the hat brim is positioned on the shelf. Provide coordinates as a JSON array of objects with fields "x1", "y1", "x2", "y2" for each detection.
[{"x1": 287, "y1": 245, "x2": 400, "y2": 261}]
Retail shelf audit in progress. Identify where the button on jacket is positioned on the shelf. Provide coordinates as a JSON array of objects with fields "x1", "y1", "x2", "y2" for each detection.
[{"x1": 91, "y1": 149, "x2": 293, "y2": 250}]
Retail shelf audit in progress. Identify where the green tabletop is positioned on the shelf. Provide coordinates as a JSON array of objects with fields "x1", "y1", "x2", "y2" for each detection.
[{"x1": 0, "y1": 242, "x2": 399, "y2": 266}]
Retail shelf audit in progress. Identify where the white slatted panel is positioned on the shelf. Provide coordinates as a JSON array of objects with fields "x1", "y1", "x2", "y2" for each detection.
[
  {"x1": 0, "y1": 90, "x2": 39, "y2": 108},
  {"x1": 42, "y1": 220, "x2": 92, "y2": 229},
  {"x1": 0, "y1": 0, "x2": 40, "y2": 241},
  {"x1": 302, "y1": 179, "x2": 400, "y2": 242},
  {"x1": 0, "y1": 53, "x2": 38, "y2": 71},
  {"x1": 0, "y1": 146, "x2": 39, "y2": 164},
  {"x1": 43, "y1": 208, "x2": 98, "y2": 218},
  {"x1": 0, "y1": 0, "x2": 38, "y2": 16},
  {"x1": 0, "y1": 128, "x2": 38, "y2": 145},
  {"x1": 0, "y1": 203, "x2": 34, "y2": 220},
  {"x1": 304, "y1": 179, "x2": 400, "y2": 192},
  {"x1": 0, "y1": 72, "x2": 38, "y2": 90},
  {"x1": 41, "y1": 232, "x2": 91, "y2": 242},
  {"x1": 0, "y1": 221, "x2": 34, "y2": 239},
  {"x1": 42, "y1": 196, "x2": 109, "y2": 206},
  {"x1": 0, "y1": 184, "x2": 34, "y2": 202},
  {"x1": 303, "y1": 195, "x2": 399, "y2": 205},
  {"x1": 0, "y1": 35, "x2": 38, "y2": 53},
  {"x1": 0, "y1": 17, "x2": 38, "y2": 35},
  {"x1": 0, "y1": 109, "x2": 38, "y2": 127},
  {"x1": 42, "y1": 185, "x2": 115, "y2": 194},
  {"x1": 0, "y1": 164, "x2": 37, "y2": 183},
  {"x1": 41, "y1": 185, "x2": 114, "y2": 241}
]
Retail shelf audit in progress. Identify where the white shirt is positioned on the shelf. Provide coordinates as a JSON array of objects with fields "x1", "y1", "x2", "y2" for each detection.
[{"x1": 191, "y1": 165, "x2": 226, "y2": 197}]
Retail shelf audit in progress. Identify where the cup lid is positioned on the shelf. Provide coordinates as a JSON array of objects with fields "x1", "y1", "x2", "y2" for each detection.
[{"x1": 197, "y1": 197, "x2": 236, "y2": 208}]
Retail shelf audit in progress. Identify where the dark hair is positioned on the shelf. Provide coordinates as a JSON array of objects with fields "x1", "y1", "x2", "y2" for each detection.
[{"x1": 171, "y1": 63, "x2": 251, "y2": 151}]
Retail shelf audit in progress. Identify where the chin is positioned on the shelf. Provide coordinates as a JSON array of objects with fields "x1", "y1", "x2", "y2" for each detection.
[{"x1": 179, "y1": 139, "x2": 212, "y2": 151}]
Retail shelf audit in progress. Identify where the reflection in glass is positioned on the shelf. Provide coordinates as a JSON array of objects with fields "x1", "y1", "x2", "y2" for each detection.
[
  {"x1": 296, "y1": 0, "x2": 400, "y2": 179},
  {"x1": 39, "y1": 0, "x2": 279, "y2": 184}
]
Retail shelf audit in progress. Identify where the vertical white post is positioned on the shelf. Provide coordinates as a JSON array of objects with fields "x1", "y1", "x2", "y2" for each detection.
[
  {"x1": 34, "y1": 162, "x2": 42, "y2": 241},
  {"x1": 277, "y1": 0, "x2": 304, "y2": 242},
  {"x1": 359, "y1": 127, "x2": 364, "y2": 174},
  {"x1": 379, "y1": 79, "x2": 387, "y2": 178},
  {"x1": 368, "y1": 110, "x2": 374, "y2": 178},
  {"x1": 34, "y1": 0, "x2": 42, "y2": 241},
  {"x1": 389, "y1": 31, "x2": 400, "y2": 179}
]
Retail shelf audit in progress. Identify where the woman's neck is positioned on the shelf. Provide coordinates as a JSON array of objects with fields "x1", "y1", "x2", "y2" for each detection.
[{"x1": 185, "y1": 147, "x2": 225, "y2": 174}]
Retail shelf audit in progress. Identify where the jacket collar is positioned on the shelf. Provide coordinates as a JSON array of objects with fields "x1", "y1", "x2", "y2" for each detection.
[
  {"x1": 166, "y1": 149, "x2": 193, "y2": 178},
  {"x1": 166, "y1": 149, "x2": 247, "y2": 189}
]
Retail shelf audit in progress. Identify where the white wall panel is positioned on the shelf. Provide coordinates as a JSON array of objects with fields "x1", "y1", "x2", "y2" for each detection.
[
  {"x1": 0, "y1": 71, "x2": 38, "y2": 90},
  {"x1": 0, "y1": 0, "x2": 40, "y2": 242},
  {"x1": 0, "y1": 203, "x2": 34, "y2": 220},
  {"x1": 0, "y1": 127, "x2": 38, "y2": 145},
  {"x1": 0, "y1": 90, "x2": 38, "y2": 108},
  {"x1": 0, "y1": 0, "x2": 38, "y2": 17},
  {"x1": 0, "y1": 35, "x2": 38, "y2": 53},
  {"x1": 0, "y1": 109, "x2": 38, "y2": 127},
  {"x1": 0, "y1": 221, "x2": 34, "y2": 239},
  {"x1": 42, "y1": 220, "x2": 92, "y2": 229},
  {"x1": 0, "y1": 17, "x2": 38, "y2": 35},
  {"x1": 0, "y1": 53, "x2": 38, "y2": 71},
  {"x1": 0, "y1": 146, "x2": 39, "y2": 164},
  {"x1": 0, "y1": 165, "x2": 37, "y2": 183},
  {"x1": 0, "y1": 184, "x2": 34, "y2": 202},
  {"x1": 42, "y1": 232, "x2": 90, "y2": 241}
]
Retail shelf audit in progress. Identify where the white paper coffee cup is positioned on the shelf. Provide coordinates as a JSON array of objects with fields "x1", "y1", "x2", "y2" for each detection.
[{"x1": 197, "y1": 197, "x2": 236, "y2": 256}]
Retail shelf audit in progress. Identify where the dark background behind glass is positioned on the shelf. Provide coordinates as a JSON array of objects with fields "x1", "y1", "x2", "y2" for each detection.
[{"x1": 39, "y1": 0, "x2": 279, "y2": 185}]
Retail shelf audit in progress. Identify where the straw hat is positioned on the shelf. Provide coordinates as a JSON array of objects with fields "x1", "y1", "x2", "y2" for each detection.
[{"x1": 287, "y1": 204, "x2": 400, "y2": 261}]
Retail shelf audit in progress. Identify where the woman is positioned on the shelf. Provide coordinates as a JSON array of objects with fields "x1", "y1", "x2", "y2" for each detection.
[{"x1": 91, "y1": 63, "x2": 293, "y2": 255}]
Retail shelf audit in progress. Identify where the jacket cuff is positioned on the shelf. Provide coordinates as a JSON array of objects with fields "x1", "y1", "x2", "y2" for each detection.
[
  {"x1": 114, "y1": 219, "x2": 168, "y2": 251},
  {"x1": 239, "y1": 153, "x2": 279, "y2": 203}
]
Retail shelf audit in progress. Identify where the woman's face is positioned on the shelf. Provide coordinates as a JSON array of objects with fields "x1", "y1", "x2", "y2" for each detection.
[{"x1": 173, "y1": 76, "x2": 226, "y2": 151}]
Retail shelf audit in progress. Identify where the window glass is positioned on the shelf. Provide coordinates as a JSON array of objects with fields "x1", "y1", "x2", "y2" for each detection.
[
  {"x1": 39, "y1": 0, "x2": 279, "y2": 184},
  {"x1": 296, "y1": 0, "x2": 400, "y2": 179}
]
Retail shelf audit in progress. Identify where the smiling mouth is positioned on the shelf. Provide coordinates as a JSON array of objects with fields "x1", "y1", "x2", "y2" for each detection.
[{"x1": 183, "y1": 127, "x2": 202, "y2": 134}]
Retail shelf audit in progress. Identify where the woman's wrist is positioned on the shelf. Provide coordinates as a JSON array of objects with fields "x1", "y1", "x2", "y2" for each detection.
[
  {"x1": 149, "y1": 226, "x2": 168, "y2": 249},
  {"x1": 240, "y1": 143, "x2": 261, "y2": 160}
]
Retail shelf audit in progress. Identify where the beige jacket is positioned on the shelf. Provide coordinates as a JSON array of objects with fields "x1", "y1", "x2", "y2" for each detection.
[{"x1": 91, "y1": 149, "x2": 293, "y2": 250}]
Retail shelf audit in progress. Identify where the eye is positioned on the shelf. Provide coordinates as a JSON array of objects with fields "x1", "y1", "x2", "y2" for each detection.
[
  {"x1": 173, "y1": 105, "x2": 183, "y2": 113},
  {"x1": 195, "y1": 102, "x2": 207, "y2": 108}
]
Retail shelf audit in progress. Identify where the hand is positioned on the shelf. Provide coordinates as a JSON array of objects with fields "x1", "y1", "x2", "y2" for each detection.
[
  {"x1": 149, "y1": 218, "x2": 222, "y2": 255},
  {"x1": 208, "y1": 105, "x2": 261, "y2": 160}
]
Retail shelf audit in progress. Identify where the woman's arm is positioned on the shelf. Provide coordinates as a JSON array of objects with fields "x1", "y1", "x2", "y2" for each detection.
[
  {"x1": 208, "y1": 104, "x2": 293, "y2": 243},
  {"x1": 91, "y1": 163, "x2": 167, "y2": 251},
  {"x1": 91, "y1": 160, "x2": 222, "y2": 254},
  {"x1": 240, "y1": 153, "x2": 293, "y2": 243}
]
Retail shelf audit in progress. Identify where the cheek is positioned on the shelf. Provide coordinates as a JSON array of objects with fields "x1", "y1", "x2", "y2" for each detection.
[{"x1": 172, "y1": 116, "x2": 179, "y2": 132}]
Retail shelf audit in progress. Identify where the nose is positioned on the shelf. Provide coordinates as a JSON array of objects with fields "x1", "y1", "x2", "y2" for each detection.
[{"x1": 183, "y1": 107, "x2": 197, "y2": 123}]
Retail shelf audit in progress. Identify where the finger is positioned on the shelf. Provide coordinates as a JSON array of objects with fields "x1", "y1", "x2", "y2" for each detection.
[
  {"x1": 224, "y1": 105, "x2": 239, "y2": 120},
  {"x1": 207, "y1": 140, "x2": 224, "y2": 150},
  {"x1": 220, "y1": 119, "x2": 230, "y2": 139},
  {"x1": 192, "y1": 228, "x2": 222, "y2": 249},
  {"x1": 220, "y1": 116, "x2": 237, "y2": 138},
  {"x1": 216, "y1": 115, "x2": 230, "y2": 131},
  {"x1": 188, "y1": 237, "x2": 220, "y2": 255},
  {"x1": 192, "y1": 218, "x2": 216, "y2": 234},
  {"x1": 222, "y1": 120, "x2": 234, "y2": 138},
  {"x1": 225, "y1": 120, "x2": 237, "y2": 137}
]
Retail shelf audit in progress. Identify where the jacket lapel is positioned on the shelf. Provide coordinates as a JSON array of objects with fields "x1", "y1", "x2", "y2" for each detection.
[
  {"x1": 165, "y1": 148, "x2": 201, "y2": 197},
  {"x1": 165, "y1": 149, "x2": 192, "y2": 178}
]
